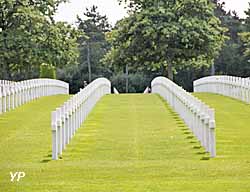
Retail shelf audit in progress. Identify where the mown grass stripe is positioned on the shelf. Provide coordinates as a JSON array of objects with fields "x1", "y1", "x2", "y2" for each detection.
[{"x1": 0, "y1": 93, "x2": 250, "y2": 191}]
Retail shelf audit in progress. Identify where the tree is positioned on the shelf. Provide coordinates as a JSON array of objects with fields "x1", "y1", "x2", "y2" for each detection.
[
  {"x1": 205, "y1": 1, "x2": 246, "y2": 76},
  {"x1": 239, "y1": 3, "x2": 250, "y2": 77},
  {"x1": 77, "y1": 5, "x2": 111, "y2": 83},
  {"x1": 244, "y1": 2, "x2": 250, "y2": 30},
  {"x1": 40, "y1": 63, "x2": 56, "y2": 79},
  {"x1": 104, "y1": 0, "x2": 226, "y2": 80},
  {"x1": 241, "y1": 3, "x2": 250, "y2": 43},
  {"x1": 214, "y1": 12, "x2": 246, "y2": 77},
  {"x1": 58, "y1": 6, "x2": 112, "y2": 93},
  {"x1": 174, "y1": 1, "x2": 249, "y2": 90},
  {"x1": 0, "y1": 0, "x2": 80, "y2": 80}
]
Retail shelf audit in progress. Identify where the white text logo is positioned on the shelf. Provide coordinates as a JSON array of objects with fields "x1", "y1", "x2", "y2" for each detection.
[{"x1": 10, "y1": 172, "x2": 26, "y2": 182}]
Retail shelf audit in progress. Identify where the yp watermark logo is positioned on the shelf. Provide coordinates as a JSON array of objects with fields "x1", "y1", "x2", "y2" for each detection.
[{"x1": 10, "y1": 172, "x2": 26, "y2": 182}]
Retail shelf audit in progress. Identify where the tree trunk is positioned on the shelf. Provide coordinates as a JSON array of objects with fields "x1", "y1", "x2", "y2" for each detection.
[
  {"x1": 167, "y1": 63, "x2": 174, "y2": 81},
  {"x1": 2, "y1": 32, "x2": 10, "y2": 79},
  {"x1": 211, "y1": 63, "x2": 215, "y2": 76},
  {"x1": 125, "y1": 64, "x2": 129, "y2": 93},
  {"x1": 87, "y1": 42, "x2": 92, "y2": 83}
]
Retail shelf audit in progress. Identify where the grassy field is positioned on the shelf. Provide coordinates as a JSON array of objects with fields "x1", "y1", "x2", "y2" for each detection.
[{"x1": 0, "y1": 93, "x2": 250, "y2": 191}]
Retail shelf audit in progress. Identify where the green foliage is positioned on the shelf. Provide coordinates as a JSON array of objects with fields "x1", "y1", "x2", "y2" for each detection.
[
  {"x1": 244, "y1": 2, "x2": 250, "y2": 31},
  {"x1": 0, "y1": 0, "x2": 80, "y2": 80},
  {"x1": 39, "y1": 63, "x2": 56, "y2": 79},
  {"x1": 175, "y1": 65, "x2": 210, "y2": 91},
  {"x1": 58, "y1": 64, "x2": 112, "y2": 93},
  {"x1": 57, "y1": 5, "x2": 112, "y2": 93},
  {"x1": 212, "y1": 1, "x2": 250, "y2": 77},
  {"x1": 171, "y1": 1, "x2": 250, "y2": 90},
  {"x1": 238, "y1": 3, "x2": 250, "y2": 77},
  {"x1": 240, "y1": 32, "x2": 250, "y2": 56},
  {"x1": 104, "y1": 0, "x2": 226, "y2": 79},
  {"x1": 77, "y1": 5, "x2": 111, "y2": 80},
  {"x1": 111, "y1": 73, "x2": 152, "y2": 93}
]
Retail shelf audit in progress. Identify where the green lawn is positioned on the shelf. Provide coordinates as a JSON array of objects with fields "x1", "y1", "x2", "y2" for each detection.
[{"x1": 0, "y1": 93, "x2": 250, "y2": 191}]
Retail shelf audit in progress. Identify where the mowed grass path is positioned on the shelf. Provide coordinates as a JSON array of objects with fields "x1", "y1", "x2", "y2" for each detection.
[{"x1": 0, "y1": 94, "x2": 250, "y2": 191}]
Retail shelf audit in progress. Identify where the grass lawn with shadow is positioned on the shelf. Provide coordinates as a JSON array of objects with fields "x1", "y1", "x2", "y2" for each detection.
[{"x1": 0, "y1": 93, "x2": 250, "y2": 191}]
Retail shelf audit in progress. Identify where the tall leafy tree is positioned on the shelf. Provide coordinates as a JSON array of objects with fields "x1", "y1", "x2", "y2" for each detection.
[
  {"x1": 239, "y1": 3, "x2": 250, "y2": 77},
  {"x1": 58, "y1": 6, "x2": 112, "y2": 93},
  {"x1": 105, "y1": 0, "x2": 226, "y2": 80},
  {"x1": 0, "y1": 0, "x2": 80, "y2": 80},
  {"x1": 76, "y1": 5, "x2": 111, "y2": 83},
  {"x1": 175, "y1": 1, "x2": 248, "y2": 90},
  {"x1": 244, "y1": 2, "x2": 250, "y2": 30},
  {"x1": 212, "y1": 0, "x2": 247, "y2": 76}
]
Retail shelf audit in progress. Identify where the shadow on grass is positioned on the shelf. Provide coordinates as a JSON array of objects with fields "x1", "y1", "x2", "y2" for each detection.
[
  {"x1": 40, "y1": 152, "x2": 53, "y2": 163},
  {"x1": 200, "y1": 156, "x2": 210, "y2": 161},
  {"x1": 193, "y1": 145, "x2": 202, "y2": 149},
  {"x1": 180, "y1": 128, "x2": 188, "y2": 131},
  {"x1": 189, "y1": 140, "x2": 197, "y2": 144},
  {"x1": 186, "y1": 135, "x2": 194, "y2": 139},
  {"x1": 156, "y1": 94, "x2": 209, "y2": 160},
  {"x1": 40, "y1": 159, "x2": 51, "y2": 163},
  {"x1": 46, "y1": 154, "x2": 52, "y2": 158},
  {"x1": 178, "y1": 125, "x2": 186, "y2": 128}
]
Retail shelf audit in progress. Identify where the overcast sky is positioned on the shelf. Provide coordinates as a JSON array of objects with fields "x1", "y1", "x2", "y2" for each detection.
[
  {"x1": 54, "y1": 0, "x2": 250, "y2": 26},
  {"x1": 54, "y1": 0, "x2": 127, "y2": 25}
]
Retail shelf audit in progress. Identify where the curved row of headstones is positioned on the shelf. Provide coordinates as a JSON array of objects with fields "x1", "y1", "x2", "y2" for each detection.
[
  {"x1": 152, "y1": 77, "x2": 216, "y2": 157},
  {"x1": 194, "y1": 76, "x2": 250, "y2": 104},
  {"x1": 51, "y1": 78, "x2": 111, "y2": 160},
  {"x1": 0, "y1": 79, "x2": 69, "y2": 114},
  {"x1": 4, "y1": 76, "x2": 237, "y2": 159}
]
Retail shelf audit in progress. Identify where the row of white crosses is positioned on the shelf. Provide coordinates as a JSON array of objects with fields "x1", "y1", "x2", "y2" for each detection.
[
  {"x1": 0, "y1": 79, "x2": 69, "y2": 114},
  {"x1": 151, "y1": 77, "x2": 216, "y2": 157},
  {"x1": 51, "y1": 78, "x2": 111, "y2": 160},
  {"x1": 194, "y1": 76, "x2": 250, "y2": 104},
  {"x1": 0, "y1": 80, "x2": 14, "y2": 85}
]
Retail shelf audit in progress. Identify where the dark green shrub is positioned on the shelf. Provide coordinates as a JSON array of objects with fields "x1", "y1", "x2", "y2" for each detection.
[
  {"x1": 111, "y1": 73, "x2": 152, "y2": 93},
  {"x1": 40, "y1": 63, "x2": 56, "y2": 79}
]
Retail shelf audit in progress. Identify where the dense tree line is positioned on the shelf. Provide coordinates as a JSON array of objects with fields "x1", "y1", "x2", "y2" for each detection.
[
  {"x1": 0, "y1": 0, "x2": 79, "y2": 80},
  {"x1": 107, "y1": 0, "x2": 226, "y2": 80},
  {"x1": 176, "y1": 1, "x2": 250, "y2": 90},
  {"x1": 1, "y1": 0, "x2": 250, "y2": 93},
  {"x1": 109, "y1": 0, "x2": 250, "y2": 91},
  {"x1": 58, "y1": 6, "x2": 113, "y2": 93},
  {"x1": 103, "y1": 0, "x2": 228, "y2": 92}
]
